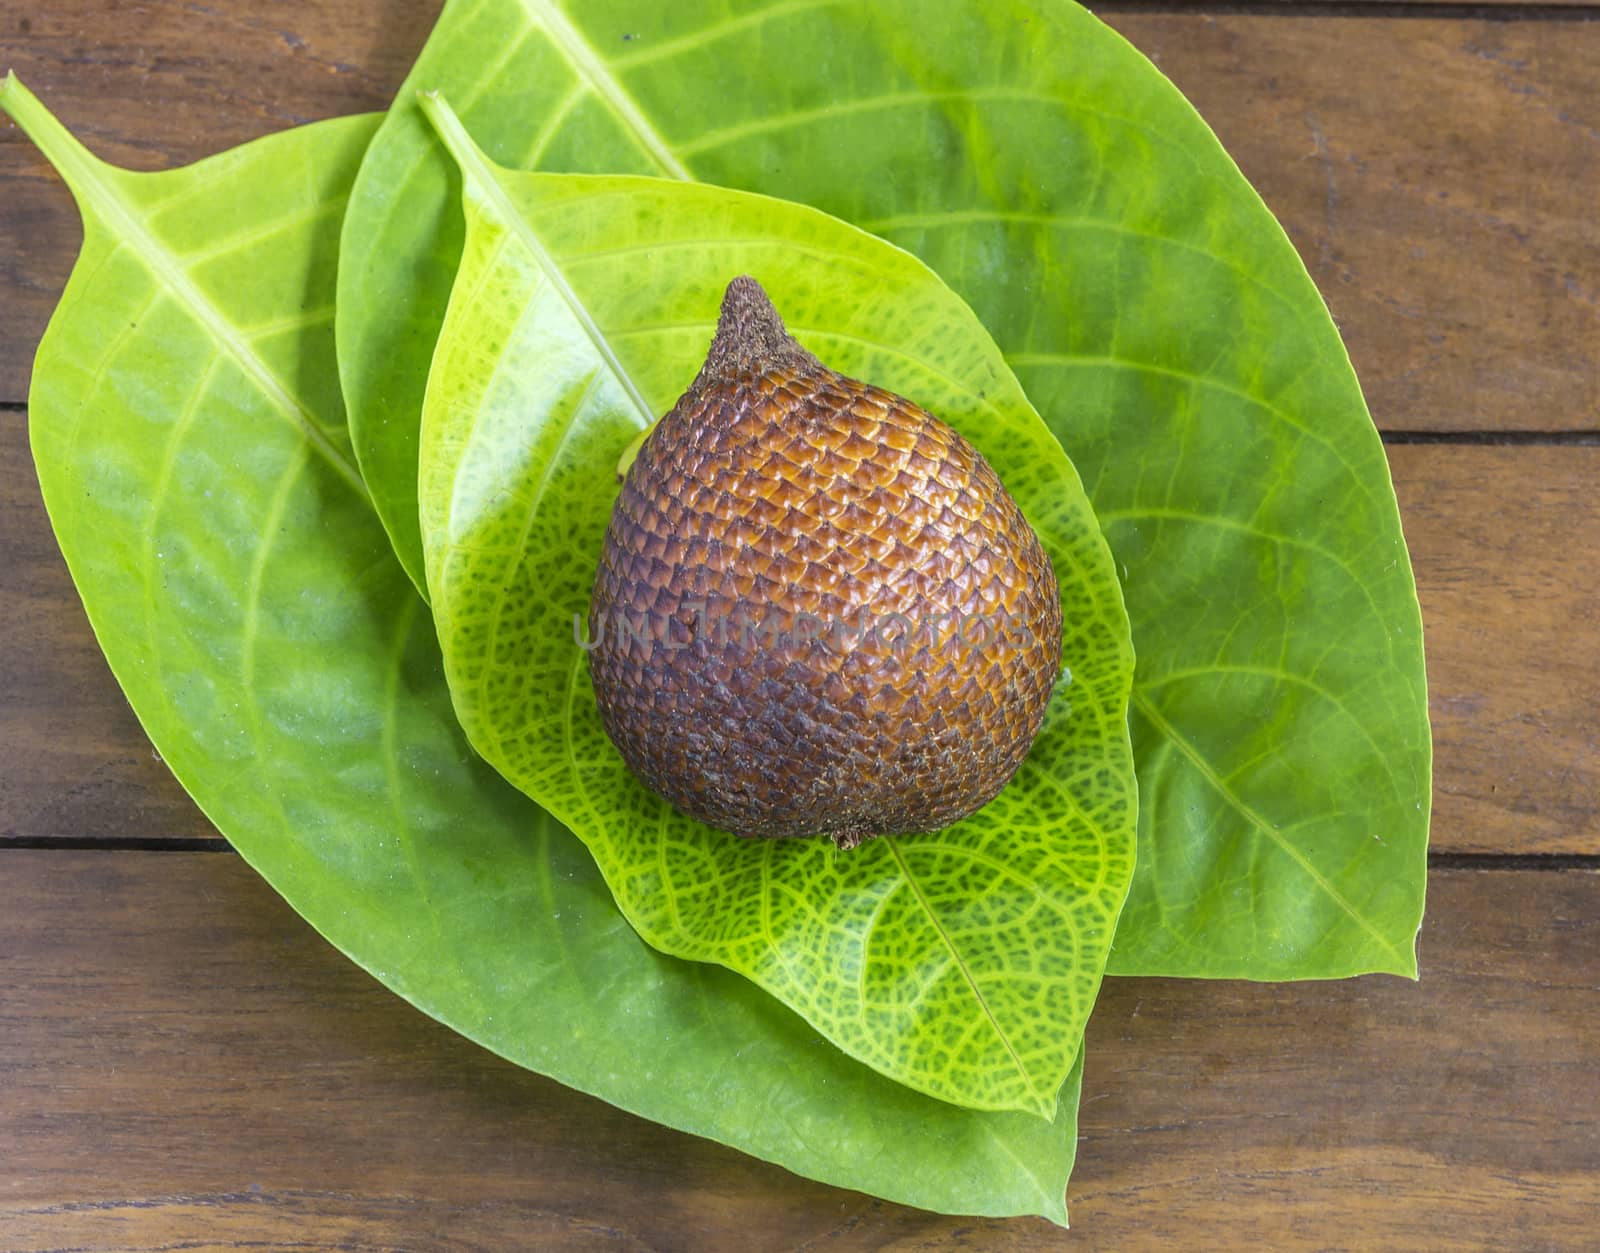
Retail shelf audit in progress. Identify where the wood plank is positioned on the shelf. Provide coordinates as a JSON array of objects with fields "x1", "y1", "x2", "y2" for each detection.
[
  {"x1": 1389, "y1": 443, "x2": 1600, "y2": 856},
  {"x1": 1115, "y1": 0, "x2": 1600, "y2": 8},
  {"x1": 0, "y1": 414, "x2": 218, "y2": 844},
  {"x1": 2, "y1": 7, "x2": 1595, "y2": 430},
  {"x1": 1070, "y1": 862, "x2": 1600, "y2": 1247},
  {"x1": 0, "y1": 0, "x2": 443, "y2": 404},
  {"x1": 1102, "y1": 11, "x2": 1599, "y2": 435},
  {"x1": 0, "y1": 851, "x2": 1594, "y2": 1247},
  {"x1": 4, "y1": 413, "x2": 1595, "y2": 854}
]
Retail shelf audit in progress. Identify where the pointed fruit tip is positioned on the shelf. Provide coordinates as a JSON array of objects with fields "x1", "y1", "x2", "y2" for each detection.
[
  {"x1": 717, "y1": 275, "x2": 789, "y2": 339},
  {"x1": 703, "y1": 275, "x2": 807, "y2": 377},
  {"x1": 720, "y1": 273, "x2": 775, "y2": 314}
]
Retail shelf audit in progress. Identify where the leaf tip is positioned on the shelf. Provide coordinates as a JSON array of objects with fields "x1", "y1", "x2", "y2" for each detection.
[
  {"x1": 414, "y1": 89, "x2": 483, "y2": 175},
  {"x1": 414, "y1": 88, "x2": 448, "y2": 129},
  {"x1": 0, "y1": 71, "x2": 104, "y2": 197},
  {"x1": 1033, "y1": 1178, "x2": 1071, "y2": 1228}
]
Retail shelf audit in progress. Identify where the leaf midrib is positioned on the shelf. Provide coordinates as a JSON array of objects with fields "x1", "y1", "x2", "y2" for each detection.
[
  {"x1": 1132, "y1": 689, "x2": 1409, "y2": 968},
  {"x1": 423, "y1": 94, "x2": 657, "y2": 430},
  {"x1": 0, "y1": 77, "x2": 372, "y2": 505},
  {"x1": 520, "y1": 0, "x2": 692, "y2": 179},
  {"x1": 884, "y1": 837, "x2": 1050, "y2": 1116},
  {"x1": 552, "y1": 615, "x2": 1062, "y2": 1116}
]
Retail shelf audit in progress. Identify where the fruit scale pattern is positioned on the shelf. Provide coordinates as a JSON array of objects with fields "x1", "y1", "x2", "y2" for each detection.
[{"x1": 590, "y1": 278, "x2": 1064, "y2": 847}]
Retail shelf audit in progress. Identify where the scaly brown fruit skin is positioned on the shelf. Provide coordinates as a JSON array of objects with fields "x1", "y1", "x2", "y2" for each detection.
[{"x1": 588, "y1": 277, "x2": 1062, "y2": 849}]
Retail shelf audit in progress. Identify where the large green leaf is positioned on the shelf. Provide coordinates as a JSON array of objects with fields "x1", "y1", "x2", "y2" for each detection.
[
  {"x1": 415, "y1": 96, "x2": 1135, "y2": 1116},
  {"x1": 0, "y1": 74, "x2": 1085, "y2": 1223},
  {"x1": 338, "y1": 0, "x2": 1430, "y2": 979}
]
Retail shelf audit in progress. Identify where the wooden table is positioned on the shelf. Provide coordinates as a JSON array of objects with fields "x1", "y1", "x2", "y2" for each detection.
[{"x1": 2, "y1": 3, "x2": 1595, "y2": 1248}]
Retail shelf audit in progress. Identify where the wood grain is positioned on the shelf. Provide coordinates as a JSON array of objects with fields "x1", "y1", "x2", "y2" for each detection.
[
  {"x1": 3, "y1": 6, "x2": 1596, "y2": 431},
  {"x1": 4, "y1": 413, "x2": 1594, "y2": 854},
  {"x1": 1104, "y1": 12, "x2": 1600, "y2": 436},
  {"x1": 0, "y1": 850, "x2": 1594, "y2": 1249},
  {"x1": 0, "y1": 0, "x2": 442, "y2": 405},
  {"x1": 1389, "y1": 442, "x2": 1600, "y2": 856},
  {"x1": 0, "y1": 415, "x2": 217, "y2": 844}
]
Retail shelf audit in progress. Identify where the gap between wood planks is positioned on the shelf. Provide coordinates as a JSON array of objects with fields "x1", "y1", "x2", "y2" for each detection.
[
  {"x1": 1385, "y1": 430, "x2": 1600, "y2": 445},
  {"x1": 1093, "y1": 2, "x2": 1600, "y2": 18},
  {"x1": 4, "y1": 836, "x2": 1598, "y2": 871}
]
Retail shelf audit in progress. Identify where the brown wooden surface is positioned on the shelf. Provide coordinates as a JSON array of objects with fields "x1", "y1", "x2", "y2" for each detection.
[
  {"x1": 3, "y1": 7, "x2": 1597, "y2": 430},
  {"x1": 1, "y1": 1, "x2": 1596, "y2": 1249},
  {"x1": 1388, "y1": 443, "x2": 1600, "y2": 856},
  {"x1": 1112, "y1": 12, "x2": 1599, "y2": 436},
  {"x1": 1, "y1": 853, "x2": 1595, "y2": 1251}
]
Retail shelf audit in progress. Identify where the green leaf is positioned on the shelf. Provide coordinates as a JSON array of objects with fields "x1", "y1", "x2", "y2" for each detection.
[
  {"x1": 1, "y1": 74, "x2": 1084, "y2": 1223},
  {"x1": 415, "y1": 94, "x2": 1136, "y2": 1117},
  {"x1": 337, "y1": 0, "x2": 1430, "y2": 980}
]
